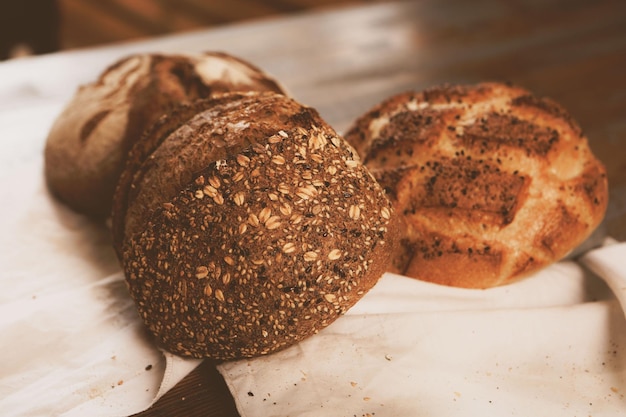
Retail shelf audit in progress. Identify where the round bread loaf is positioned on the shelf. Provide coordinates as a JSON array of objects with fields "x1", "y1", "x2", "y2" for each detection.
[
  {"x1": 344, "y1": 82, "x2": 608, "y2": 288},
  {"x1": 44, "y1": 51, "x2": 286, "y2": 218},
  {"x1": 112, "y1": 91, "x2": 398, "y2": 359}
]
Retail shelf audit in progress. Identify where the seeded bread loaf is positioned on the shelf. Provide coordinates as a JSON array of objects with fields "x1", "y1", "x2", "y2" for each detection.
[
  {"x1": 44, "y1": 51, "x2": 285, "y2": 218},
  {"x1": 345, "y1": 82, "x2": 608, "y2": 288},
  {"x1": 112, "y1": 91, "x2": 398, "y2": 359}
]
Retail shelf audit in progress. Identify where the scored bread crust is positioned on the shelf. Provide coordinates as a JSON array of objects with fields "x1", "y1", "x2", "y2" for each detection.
[
  {"x1": 44, "y1": 51, "x2": 286, "y2": 219},
  {"x1": 113, "y1": 92, "x2": 398, "y2": 359},
  {"x1": 345, "y1": 82, "x2": 608, "y2": 288}
]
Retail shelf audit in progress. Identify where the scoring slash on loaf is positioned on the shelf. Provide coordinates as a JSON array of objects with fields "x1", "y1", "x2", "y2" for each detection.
[
  {"x1": 44, "y1": 51, "x2": 286, "y2": 219},
  {"x1": 112, "y1": 91, "x2": 398, "y2": 360},
  {"x1": 345, "y1": 82, "x2": 608, "y2": 289}
]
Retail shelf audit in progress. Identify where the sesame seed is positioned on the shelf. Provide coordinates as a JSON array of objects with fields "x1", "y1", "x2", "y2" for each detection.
[
  {"x1": 237, "y1": 154, "x2": 250, "y2": 167},
  {"x1": 203, "y1": 185, "x2": 218, "y2": 198},
  {"x1": 232, "y1": 171, "x2": 245, "y2": 182},
  {"x1": 277, "y1": 183, "x2": 290, "y2": 194},
  {"x1": 233, "y1": 192, "x2": 245, "y2": 206},
  {"x1": 213, "y1": 193, "x2": 224, "y2": 205},
  {"x1": 381, "y1": 206, "x2": 391, "y2": 220},
  {"x1": 208, "y1": 176, "x2": 221, "y2": 188},
  {"x1": 296, "y1": 185, "x2": 317, "y2": 200},
  {"x1": 309, "y1": 134, "x2": 327, "y2": 150},
  {"x1": 282, "y1": 242, "x2": 296, "y2": 253},
  {"x1": 304, "y1": 251, "x2": 318, "y2": 262},
  {"x1": 271, "y1": 155, "x2": 286, "y2": 165},
  {"x1": 203, "y1": 284, "x2": 213, "y2": 297},
  {"x1": 248, "y1": 213, "x2": 260, "y2": 227},
  {"x1": 265, "y1": 215, "x2": 281, "y2": 230},
  {"x1": 278, "y1": 130, "x2": 288, "y2": 138},
  {"x1": 349, "y1": 205, "x2": 361, "y2": 220},
  {"x1": 259, "y1": 207, "x2": 272, "y2": 223},
  {"x1": 324, "y1": 293, "x2": 337, "y2": 302},
  {"x1": 279, "y1": 203, "x2": 292, "y2": 216},
  {"x1": 196, "y1": 266, "x2": 209, "y2": 279},
  {"x1": 345, "y1": 159, "x2": 359, "y2": 169},
  {"x1": 328, "y1": 249, "x2": 342, "y2": 260},
  {"x1": 252, "y1": 143, "x2": 266, "y2": 154}
]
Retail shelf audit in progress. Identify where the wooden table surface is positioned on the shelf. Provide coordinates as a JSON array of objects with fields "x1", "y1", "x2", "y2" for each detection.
[{"x1": 121, "y1": 0, "x2": 626, "y2": 415}]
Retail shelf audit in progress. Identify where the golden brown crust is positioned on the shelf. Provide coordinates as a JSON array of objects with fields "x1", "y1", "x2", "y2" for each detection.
[
  {"x1": 44, "y1": 52, "x2": 286, "y2": 219},
  {"x1": 344, "y1": 82, "x2": 608, "y2": 288},
  {"x1": 114, "y1": 92, "x2": 397, "y2": 359}
]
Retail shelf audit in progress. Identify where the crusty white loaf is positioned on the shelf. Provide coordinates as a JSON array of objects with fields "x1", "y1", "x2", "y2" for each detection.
[
  {"x1": 345, "y1": 82, "x2": 608, "y2": 288},
  {"x1": 44, "y1": 52, "x2": 286, "y2": 218},
  {"x1": 112, "y1": 92, "x2": 399, "y2": 359}
]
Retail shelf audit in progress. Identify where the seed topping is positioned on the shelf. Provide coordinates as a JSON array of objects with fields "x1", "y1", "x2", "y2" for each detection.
[
  {"x1": 233, "y1": 191, "x2": 246, "y2": 206},
  {"x1": 282, "y1": 242, "x2": 296, "y2": 253},
  {"x1": 237, "y1": 154, "x2": 250, "y2": 167},
  {"x1": 304, "y1": 251, "x2": 318, "y2": 262},
  {"x1": 349, "y1": 205, "x2": 361, "y2": 220},
  {"x1": 121, "y1": 94, "x2": 395, "y2": 361},
  {"x1": 265, "y1": 215, "x2": 281, "y2": 230},
  {"x1": 328, "y1": 249, "x2": 342, "y2": 260},
  {"x1": 296, "y1": 185, "x2": 317, "y2": 200},
  {"x1": 196, "y1": 266, "x2": 209, "y2": 279}
]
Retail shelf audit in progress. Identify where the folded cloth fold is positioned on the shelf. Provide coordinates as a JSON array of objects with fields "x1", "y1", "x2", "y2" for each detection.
[
  {"x1": 581, "y1": 238, "x2": 626, "y2": 318},
  {"x1": 0, "y1": 270, "x2": 202, "y2": 417},
  {"x1": 218, "y1": 249, "x2": 626, "y2": 417}
]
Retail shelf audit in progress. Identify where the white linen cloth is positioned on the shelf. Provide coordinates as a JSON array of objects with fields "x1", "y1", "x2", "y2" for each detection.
[
  {"x1": 218, "y1": 243, "x2": 626, "y2": 417},
  {"x1": 0, "y1": 158, "x2": 203, "y2": 417},
  {"x1": 0, "y1": 84, "x2": 202, "y2": 416}
]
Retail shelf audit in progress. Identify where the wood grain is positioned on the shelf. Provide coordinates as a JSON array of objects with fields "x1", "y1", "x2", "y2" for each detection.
[
  {"x1": 57, "y1": 0, "x2": 392, "y2": 50},
  {"x1": 133, "y1": 361, "x2": 239, "y2": 417}
]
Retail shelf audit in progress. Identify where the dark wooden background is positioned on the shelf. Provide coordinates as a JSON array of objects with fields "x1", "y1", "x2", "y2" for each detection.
[
  {"x1": 1, "y1": 0, "x2": 391, "y2": 58},
  {"x1": 59, "y1": 0, "x2": 392, "y2": 49}
]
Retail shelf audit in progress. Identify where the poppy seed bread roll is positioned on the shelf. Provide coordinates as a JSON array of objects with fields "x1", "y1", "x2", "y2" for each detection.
[
  {"x1": 112, "y1": 92, "x2": 398, "y2": 359},
  {"x1": 44, "y1": 51, "x2": 286, "y2": 218},
  {"x1": 345, "y1": 82, "x2": 608, "y2": 288}
]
